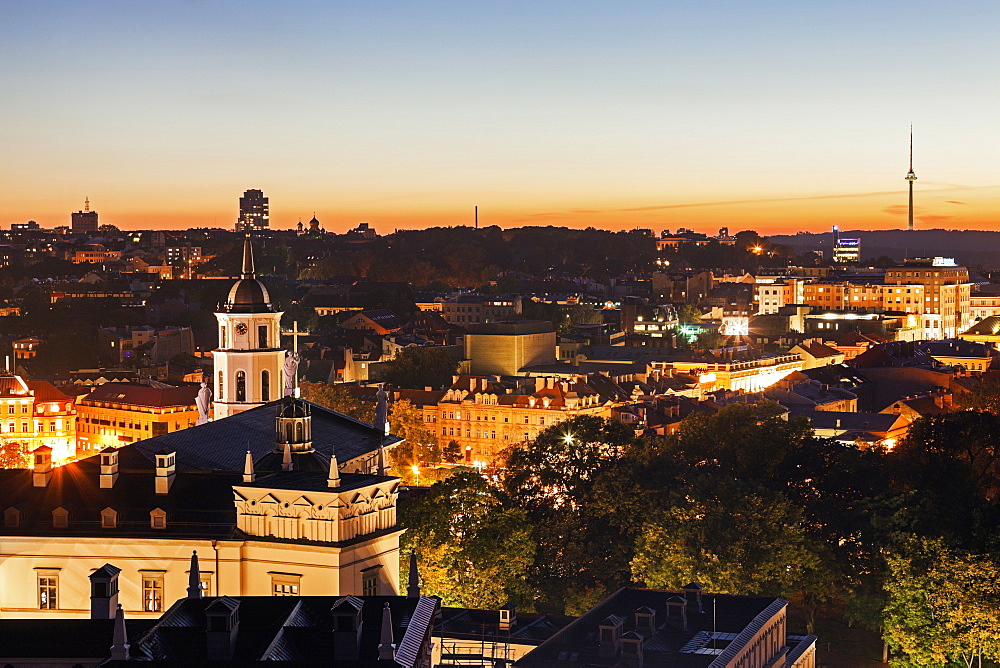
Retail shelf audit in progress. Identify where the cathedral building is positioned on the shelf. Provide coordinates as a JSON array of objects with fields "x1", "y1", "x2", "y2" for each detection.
[
  {"x1": 212, "y1": 236, "x2": 286, "y2": 419},
  {"x1": 0, "y1": 395, "x2": 403, "y2": 619}
]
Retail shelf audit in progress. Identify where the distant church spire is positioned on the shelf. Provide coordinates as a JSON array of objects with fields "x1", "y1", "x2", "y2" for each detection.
[
  {"x1": 905, "y1": 126, "x2": 918, "y2": 231},
  {"x1": 241, "y1": 234, "x2": 256, "y2": 279}
]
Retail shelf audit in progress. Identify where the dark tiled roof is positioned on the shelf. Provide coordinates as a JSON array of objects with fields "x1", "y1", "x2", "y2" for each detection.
[
  {"x1": 438, "y1": 607, "x2": 574, "y2": 644},
  {"x1": 127, "y1": 595, "x2": 437, "y2": 665},
  {"x1": 0, "y1": 465, "x2": 242, "y2": 540},
  {"x1": 82, "y1": 382, "x2": 200, "y2": 408},
  {"x1": 789, "y1": 409, "x2": 906, "y2": 433},
  {"x1": 517, "y1": 587, "x2": 788, "y2": 668},
  {"x1": 0, "y1": 619, "x2": 155, "y2": 660},
  {"x1": 964, "y1": 316, "x2": 1000, "y2": 335},
  {"x1": 0, "y1": 464, "x2": 388, "y2": 543},
  {"x1": 239, "y1": 471, "x2": 396, "y2": 493},
  {"x1": 126, "y1": 399, "x2": 400, "y2": 472}
]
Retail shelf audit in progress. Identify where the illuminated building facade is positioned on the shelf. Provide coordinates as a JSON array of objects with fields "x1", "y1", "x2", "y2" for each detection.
[
  {"x1": 0, "y1": 374, "x2": 77, "y2": 465},
  {"x1": 664, "y1": 354, "x2": 805, "y2": 393},
  {"x1": 75, "y1": 383, "x2": 200, "y2": 456},
  {"x1": 884, "y1": 259, "x2": 972, "y2": 339}
]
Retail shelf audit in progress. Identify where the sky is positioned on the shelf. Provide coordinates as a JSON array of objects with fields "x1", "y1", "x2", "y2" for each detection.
[{"x1": 2, "y1": 1, "x2": 999, "y2": 235}]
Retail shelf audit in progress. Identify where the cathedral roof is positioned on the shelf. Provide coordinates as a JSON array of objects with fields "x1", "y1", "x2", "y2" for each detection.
[{"x1": 126, "y1": 399, "x2": 401, "y2": 472}]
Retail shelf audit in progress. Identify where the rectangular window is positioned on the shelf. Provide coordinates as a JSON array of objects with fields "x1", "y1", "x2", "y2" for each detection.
[
  {"x1": 362, "y1": 566, "x2": 381, "y2": 597},
  {"x1": 258, "y1": 325, "x2": 268, "y2": 349},
  {"x1": 270, "y1": 573, "x2": 301, "y2": 596},
  {"x1": 38, "y1": 574, "x2": 58, "y2": 609},
  {"x1": 142, "y1": 574, "x2": 164, "y2": 612}
]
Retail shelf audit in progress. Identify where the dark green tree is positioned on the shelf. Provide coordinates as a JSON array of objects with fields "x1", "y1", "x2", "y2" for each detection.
[
  {"x1": 400, "y1": 471, "x2": 535, "y2": 609},
  {"x1": 383, "y1": 347, "x2": 459, "y2": 390}
]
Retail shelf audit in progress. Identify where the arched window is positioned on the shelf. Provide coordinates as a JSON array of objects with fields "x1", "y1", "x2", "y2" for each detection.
[
  {"x1": 286, "y1": 423, "x2": 293, "y2": 442},
  {"x1": 236, "y1": 371, "x2": 246, "y2": 402},
  {"x1": 261, "y1": 370, "x2": 270, "y2": 402},
  {"x1": 218, "y1": 370, "x2": 224, "y2": 401},
  {"x1": 295, "y1": 422, "x2": 303, "y2": 442}
]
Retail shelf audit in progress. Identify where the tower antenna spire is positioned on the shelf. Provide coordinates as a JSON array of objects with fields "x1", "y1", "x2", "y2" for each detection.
[
  {"x1": 84, "y1": 196, "x2": 90, "y2": 212},
  {"x1": 905, "y1": 126, "x2": 917, "y2": 231}
]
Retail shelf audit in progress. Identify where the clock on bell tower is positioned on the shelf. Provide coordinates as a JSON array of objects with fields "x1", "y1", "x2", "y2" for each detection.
[{"x1": 212, "y1": 236, "x2": 285, "y2": 420}]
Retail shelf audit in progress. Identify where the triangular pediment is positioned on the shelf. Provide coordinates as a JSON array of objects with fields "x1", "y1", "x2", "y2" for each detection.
[
  {"x1": 257, "y1": 493, "x2": 281, "y2": 504},
  {"x1": 291, "y1": 496, "x2": 313, "y2": 507}
]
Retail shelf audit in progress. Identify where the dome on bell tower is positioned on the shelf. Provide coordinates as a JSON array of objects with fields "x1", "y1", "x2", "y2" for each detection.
[{"x1": 220, "y1": 236, "x2": 275, "y2": 314}]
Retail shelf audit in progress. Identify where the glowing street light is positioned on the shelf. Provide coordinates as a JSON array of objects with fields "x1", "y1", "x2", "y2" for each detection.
[
  {"x1": 410, "y1": 464, "x2": 420, "y2": 486},
  {"x1": 563, "y1": 432, "x2": 575, "y2": 445}
]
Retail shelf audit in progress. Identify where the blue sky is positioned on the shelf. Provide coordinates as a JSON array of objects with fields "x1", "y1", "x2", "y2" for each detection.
[{"x1": 2, "y1": 1, "x2": 998, "y2": 232}]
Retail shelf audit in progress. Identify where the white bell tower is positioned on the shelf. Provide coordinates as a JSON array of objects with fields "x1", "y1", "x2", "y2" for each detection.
[{"x1": 212, "y1": 236, "x2": 285, "y2": 419}]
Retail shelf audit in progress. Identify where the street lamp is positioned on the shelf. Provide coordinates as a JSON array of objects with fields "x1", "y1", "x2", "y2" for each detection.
[
  {"x1": 410, "y1": 464, "x2": 420, "y2": 486},
  {"x1": 562, "y1": 432, "x2": 575, "y2": 445}
]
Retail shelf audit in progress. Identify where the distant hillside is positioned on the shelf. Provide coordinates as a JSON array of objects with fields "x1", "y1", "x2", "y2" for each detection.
[{"x1": 768, "y1": 229, "x2": 1000, "y2": 268}]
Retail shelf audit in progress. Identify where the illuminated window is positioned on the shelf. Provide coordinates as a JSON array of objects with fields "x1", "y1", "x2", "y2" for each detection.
[
  {"x1": 142, "y1": 573, "x2": 164, "y2": 612},
  {"x1": 236, "y1": 371, "x2": 246, "y2": 402},
  {"x1": 38, "y1": 573, "x2": 58, "y2": 609},
  {"x1": 270, "y1": 573, "x2": 301, "y2": 596}
]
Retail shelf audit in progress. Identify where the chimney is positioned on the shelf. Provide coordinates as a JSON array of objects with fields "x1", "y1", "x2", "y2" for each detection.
[
  {"x1": 499, "y1": 602, "x2": 516, "y2": 632},
  {"x1": 331, "y1": 597, "x2": 364, "y2": 661},
  {"x1": 154, "y1": 450, "x2": 176, "y2": 494},
  {"x1": 89, "y1": 563, "x2": 121, "y2": 619},
  {"x1": 109, "y1": 604, "x2": 129, "y2": 661},
  {"x1": 682, "y1": 582, "x2": 703, "y2": 613},
  {"x1": 32, "y1": 446, "x2": 53, "y2": 487},
  {"x1": 378, "y1": 602, "x2": 396, "y2": 660},
  {"x1": 205, "y1": 597, "x2": 240, "y2": 661},
  {"x1": 666, "y1": 595, "x2": 688, "y2": 631},
  {"x1": 187, "y1": 550, "x2": 203, "y2": 599},
  {"x1": 99, "y1": 448, "x2": 119, "y2": 488},
  {"x1": 407, "y1": 553, "x2": 421, "y2": 598},
  {"x1": 243, "y1": 450, "x2": 255, "y2": 483}
]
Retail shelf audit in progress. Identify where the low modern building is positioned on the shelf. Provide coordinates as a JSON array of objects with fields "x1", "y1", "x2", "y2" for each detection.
[
  {"x1": 465, "y1": 321, "x2": 557, "y2": 376},
  {"x1": 515, "y1": 585, "x2": 816, "y2": 668}
]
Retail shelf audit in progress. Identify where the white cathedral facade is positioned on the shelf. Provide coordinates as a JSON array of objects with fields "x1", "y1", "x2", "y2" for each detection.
[{"x1": 212, "y1": 237, "x2": 287, "y2": 419}]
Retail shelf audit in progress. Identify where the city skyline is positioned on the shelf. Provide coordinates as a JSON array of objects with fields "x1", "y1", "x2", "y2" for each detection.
[{"x1": 2, "y1": 1, "x2": 999, "y2": 234}]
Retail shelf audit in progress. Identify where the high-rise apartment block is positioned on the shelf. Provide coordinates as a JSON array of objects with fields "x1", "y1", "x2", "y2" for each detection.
[
  {"x1": 71, "y1": 198, "x2": 98, "y2": 233},
  {"x1": 236, "y1": 189, "x2": 269, "y2": 231}
]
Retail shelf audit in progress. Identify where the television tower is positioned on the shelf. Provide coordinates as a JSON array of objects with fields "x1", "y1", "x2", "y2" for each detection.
[{"x1": 905, "y1": 127, "x2": 917, "y2": 231}]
